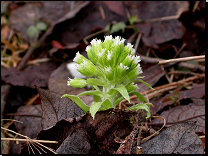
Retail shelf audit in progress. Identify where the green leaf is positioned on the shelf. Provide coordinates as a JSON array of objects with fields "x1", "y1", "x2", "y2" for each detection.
[
  {"x1": 146, "y1": 103, "x2": 153, "y2": 107},
  {"x1": 90, "y1": 99, "x2": 112, "y2": 119},
  {"x1": 113, "y1": 96, "x2": 124, "y2": 107},
  {"x1": 127, "y1": 103, "x2": 151, "y2": 119},
  {"x1": 26, "y1": 25, "x2": 40, "y2": 38},
  {"x1": 61, "y1": 94, "x2": 89, "y2": 113},
  {"x1": 78, "y1": 90, "x2": 103, "y2": 98},
  {"x1": 93, "y1": 95, "x2": 100, "y2": 102},
  {"x1": 36, "y1": 22, "x2": 47, "y2": 31},
  {"x1": 129, "y1": 91, "x2": 147, "y2": 103},
  {"x1": 111, "y1": 84, "x2": 130, "y2": 103},
  {"x1": 104, "y1": 23, "x2": 111, "y2": 31},
  {"x1": 92, "y1": 85, "x2": 101, "y2": 91},
  {"x1": 86, "y1": 78, "x2": 105, "y2": 86},
  {"x1": 135, "y1": 79, "x2": 154, "y2": 90},
  {"x1": 1, "y1": 3, "x2": 8, "y2": 14},
  {"x1": 90, "y1": 102, "x2": 102, "y2": 119},
  {"x1": 110, "y1": 22, "x2": 126, "y2": 34},
  {"x1": 101, "y1": 99, "x2": 112, "y2": 109},
  {"x1": 128, "y1": 15, "x2": 142, "y2": 25}
]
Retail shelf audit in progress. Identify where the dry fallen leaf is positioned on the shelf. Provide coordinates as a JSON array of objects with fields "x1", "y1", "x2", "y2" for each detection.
[
  {"x1": 131, "y1": 121, "x2": 204, "y2": 154},
  {"x1": 36, "y1": 87, "x2": 84, "y2": 130}
]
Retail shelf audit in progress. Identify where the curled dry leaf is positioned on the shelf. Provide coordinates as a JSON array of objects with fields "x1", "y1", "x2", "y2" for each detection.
[
  {"x1": 131, "y1": 121, "x2": 204, "y2": 154},
  {"x1": 152, "y1": 98, "x2": 205, "y2": 133},
  {"x1": 1, "y1": 62, "x2": 57, "y2": 89},
  {"x1": 36, "y1": 87, "x2": 84, "y2": 130},
  {"x1": 149, "y1": 83, "x2": 205, "y2": 116},
  {"x1": 14, "y1": 105, "x2": 42, "y2": 139}
]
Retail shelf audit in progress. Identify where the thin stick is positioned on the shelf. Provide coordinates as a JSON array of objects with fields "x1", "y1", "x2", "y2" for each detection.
[
  {"x1": 31, "y1": 142, "x2": 42, "y2": 154},
  {"x1": 173, "y1": 43, "x2": 186, "y2": 59},
  {"x1": 26, "y1": 94, "x2": 39, "y2": 105},
  {"x1": 26, "y1": 58, "x2": 52, "y2": 65},
  {"x1": 192, "y1": 1, "x2": 200, "y2": 12},
  {"x1": 1, "y1": 127, "x2": 57, "y2": 154},
  {"x1": 160, "y1": 64, "x2": 171, "y2": 83},
  {"x1": 28, "y1": 142, "x2": 35, "y2": 154},
  {"x1": 5, "y1": 113, "x2": 42, "y2": 118},
  {"x1": 145, "y1": 15, "x2": 180, "y2": 23},
  {"x1": 1, "y1": 138, "x2": 58, "y2": 144},
  {"x1": 140, "y1": 55, "x2": 205, "y2": 72},
  {"x1": 122, "y1": 74, "x2": 205, "y2": 103},
  {"x1": 134, "y1": 33, "x2": 142, "y2": 53},
  {"x1": 158, "y1": 55, "x2": 205, "y2": 65},
  {"x1": 99, "y1": 5, "x2": 105, "y2": 20},
  {"x1": 141, "y1": 116, "x2": 166, "y2": 144},
  {"x1": 137, "y1": 122, "x2": 143, "y2": 146},
  {"x1": 33, "y1": 142, "x2": 47, "y2": 153},
  {"x1": 147, "y1": 114, "x2": 205, "y2": 126},
  {"x1": 83, "y1": 29, "x2": 107, "y2": 44},
  {"x1": 1, "y1": 119, "x2": 23, "y2": 124}
]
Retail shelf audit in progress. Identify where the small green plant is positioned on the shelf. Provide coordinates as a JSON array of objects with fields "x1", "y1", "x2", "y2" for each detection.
[
  {"x1": 128, "y1": 15, "x2": 142, "y2": 25},
  {"x1": 26, "y1": 22, "x2": 47, "y2": 38},
  {"x1": 62, "y1": 35, "x2": 154, "y2": 119}
]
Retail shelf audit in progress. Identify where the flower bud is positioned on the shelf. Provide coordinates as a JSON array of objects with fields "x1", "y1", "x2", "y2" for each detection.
[
  {"x1": 77, "y1": 59, "x2": 101, "y2": 77},
  {"x1": 104, "y1": 66, "x2": 114, "y2": 81},
  {"x1": 125, "y1": 64, "x2": 142, "y2": 82},
  {"x1": 125, "y1": 82, "x2": 138, "y2": 92},
  {"x1": 68, "y1": 78, "x2": 87, "y2": 88},
  {"x1": 86, "y1": 45, "x2": 98, "y2": 65},
  {"x1": 115, "y1": 63, "x2": 129, "y2": 80},
  {"x1": 73, "y1": 52, "x2": 86, "y2": 64},
  {"x1": 103, "y1": 35, "x2": 113, "y2": 51}
]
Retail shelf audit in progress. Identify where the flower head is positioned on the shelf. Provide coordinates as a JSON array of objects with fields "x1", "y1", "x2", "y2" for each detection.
[
  {"x1": 64, "y1": 35, "x2": 152, "y2": 120},
  {"x1": 90, "y1": 38, "x2": 101, "y2": 46}
]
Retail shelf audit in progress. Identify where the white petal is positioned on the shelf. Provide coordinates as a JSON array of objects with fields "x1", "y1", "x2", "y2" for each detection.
[
  {"x1": 104, "y1": 66, "x2": 111, "y2": 72},
  {"x1": 73, "y1": 51, "x2": 80, "y2": 62},
  {"x1": 86, "y1": 45, "x2": 91, "y2": 52},
  {"x1": 105, "y1": 35, "x2": 113, "y2": 41},
  {"x1": 66, "y1": 62, "x2": 86, "y2": 79}
]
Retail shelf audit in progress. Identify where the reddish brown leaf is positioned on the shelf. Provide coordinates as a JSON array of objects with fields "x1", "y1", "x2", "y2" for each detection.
[
  {"x1": 52, "y1": 1, "x2": 127, "y2": 45},
  {"x1": 51, "y1": 40, "x2": 64, "y2": 49},
  {"x1": 127, "y1": 1, "x2": 189, "y2": 48},
  {"x1": 36, "y1": 87, "x2": 84, "y2": 130},
  {"x1": 149, "y1": 83, "x2": 205, "y2": 116},
  {"x1": 14, "y1": 105, "x2": 42, "y2": 139},
  {"x1": 103, "y1": 1, "x2": 125, "y2": 16},
  {"x1": 131, "y1": 121, "x2": 204, "y2": 154},
  {"x1": 152, "y1": 98, "x2": 205, "y2": 132},
  {"x1": 136, "y1": 64, "x2": 164, "y2": 92},
  {"x1": 1, "y1": 62, "x2": 57, "y2": 89}
]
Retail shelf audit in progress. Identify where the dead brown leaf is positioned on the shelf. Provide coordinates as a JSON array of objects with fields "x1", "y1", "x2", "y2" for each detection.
[{"x1": 1, "y1": 61, "x2": 57, "y2": 89}]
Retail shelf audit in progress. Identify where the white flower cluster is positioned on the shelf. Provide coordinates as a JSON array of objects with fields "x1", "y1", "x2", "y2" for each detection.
[{"x1": 71, "y1": 35, "x2": 143, "y2": 84}]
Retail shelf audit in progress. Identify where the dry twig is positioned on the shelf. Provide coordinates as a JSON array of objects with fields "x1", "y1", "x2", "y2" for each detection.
[
  {"x1": 145, "y1": 15, "x2": 180, "y2": 23},
  {"x1": 140, "y1": 55, "x2": 205, "y2": 72},
  {"x1": 158, "y1": 55, "x2": 205, "y2": 65},
  {"x1": 122, "y1": 73, "x2": 205, "y2": 104},
  {"x1": 1, "y1": 138, "x2": 57, "y2": 144},
  {"x1": 1, "y1": 127, "x2": 57, "y2": 154}
]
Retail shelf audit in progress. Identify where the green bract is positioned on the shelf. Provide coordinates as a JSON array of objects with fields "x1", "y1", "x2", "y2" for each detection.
[{"x1": 62, "y1": 35, "x2": 154, "y2": 119}]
